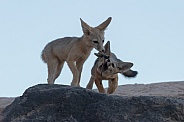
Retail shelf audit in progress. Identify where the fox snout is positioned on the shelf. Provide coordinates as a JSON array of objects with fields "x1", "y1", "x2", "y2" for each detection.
[
  {"x1": 100, "y1": 48, "x2": 105, "y2": 52},
  {"x1": 96, "y1": 45, "x2": 105, "y2": 52},
  {"x1": 100, "y1": 45, "x2": 105, "y2": 52}
]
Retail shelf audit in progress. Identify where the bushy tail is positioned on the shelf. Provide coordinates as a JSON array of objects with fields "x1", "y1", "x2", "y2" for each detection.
[
  {"x1": 41, "y1": 50, "x2": 46, "y2": 63},
  {"x1": 121, "y1": 70, "x2": 138, "y2": 78},
  {"x1": 41, "y1": 42, "x2": 54, "y2": 64}
]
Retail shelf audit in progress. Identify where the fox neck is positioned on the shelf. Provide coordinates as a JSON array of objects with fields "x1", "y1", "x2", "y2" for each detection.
[{"x1": 79, "y1": 35, "x2": 93, "y2": 53}]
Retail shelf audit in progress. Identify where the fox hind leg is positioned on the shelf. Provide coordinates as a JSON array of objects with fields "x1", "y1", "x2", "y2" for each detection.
[
  {"x1": 53, "y1": 60, "x2": 65, "y2": 81},
  {"x1": 47, "y1": 58, "x2": 60, "y2": 84},
  {"x1": 107, "y1": 77, "x2": 118, "y2": 94},
  {"x1": 86, "y1": 76, "x2": 95, "y2": 89}
]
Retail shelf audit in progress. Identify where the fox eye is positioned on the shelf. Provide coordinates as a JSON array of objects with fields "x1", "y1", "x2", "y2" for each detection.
[
  {"x1": 118, "y1": 67, "x2": 122, "y2": 70},
  {"x1": 104, "y1": 55, "x2": 109, "y2": 59},
  {"x1": 112, "y1": 63, "x2": 115, "y2": 68},
  {"x1": 93, "y1": 41, "x2": 98, "y2": 44}
]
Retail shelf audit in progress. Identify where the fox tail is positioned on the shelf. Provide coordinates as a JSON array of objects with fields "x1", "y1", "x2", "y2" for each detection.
[{"x1": 121, "y1": 70, "x2": 138, "y2": 78}]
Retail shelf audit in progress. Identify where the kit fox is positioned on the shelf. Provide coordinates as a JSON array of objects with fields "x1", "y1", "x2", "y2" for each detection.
[
  {"x1": 86, "y1": 41, "x2": 138, "y2": 94},
  {"x1": 41, "y1": 17, "x2": 112, "y2": 86}
]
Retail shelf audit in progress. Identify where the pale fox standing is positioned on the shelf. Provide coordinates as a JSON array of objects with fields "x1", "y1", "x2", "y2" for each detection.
[
  {"x1": 86, "y1": 41, "x2": 138, "y2": 94},
  {"x1": 41, "y1": 17, "x2": 112, "y2": 86}
]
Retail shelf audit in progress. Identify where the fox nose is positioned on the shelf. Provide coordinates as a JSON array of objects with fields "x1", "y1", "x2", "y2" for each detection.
[
  {"x1": 101, "y1": 47, "x2": 105, "y2": 52},
  {"x1": 98, "y1": 49, "x2": 105, "y2": 52},
  {"x1": 97, "y1": 46, "x2": 105, "y2": 52}
]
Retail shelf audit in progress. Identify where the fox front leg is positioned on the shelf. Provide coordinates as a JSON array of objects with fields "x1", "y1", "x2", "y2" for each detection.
[
  {"x1": 95, "y1": 78, "x2": 106, "y2": 93},
  {"x1": 107, "y1": 77, "x2": 118, "y2": 94},
  {"x1": 67, "y1": 61, "x2": 79, "y2": 86},
  {"x1": 76, "y1": 59, "x2": 86, "y2": 86}
]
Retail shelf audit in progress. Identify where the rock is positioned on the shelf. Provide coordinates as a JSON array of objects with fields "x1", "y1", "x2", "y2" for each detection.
[{"x1": 1, "y1": 84, "x2": 184, "y2": 122}]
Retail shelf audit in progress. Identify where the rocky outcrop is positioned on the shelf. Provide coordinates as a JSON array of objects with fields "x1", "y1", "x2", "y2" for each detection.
[{"x1": 1, "y1": 84, "x2": 184, "y2": 122}]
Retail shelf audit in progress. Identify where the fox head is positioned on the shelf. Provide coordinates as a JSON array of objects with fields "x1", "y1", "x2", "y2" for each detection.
[
  {"x1": 95, "y1": 41, "x2": 134, "y2": 77},
  {"x1": 80, "y1": 17, "x2": 112, "y2": 52}
]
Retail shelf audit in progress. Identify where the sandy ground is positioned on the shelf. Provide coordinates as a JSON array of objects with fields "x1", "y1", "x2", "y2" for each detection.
[
  {"x1": 0, "y1": 97, "x2": 15, "y2": 114},
  {"x1": 0, "y1": 81, "x2": 184, "y2": 115},
  {"x1": 115, "y1": 81, "x2": 184, "y2": 98}
]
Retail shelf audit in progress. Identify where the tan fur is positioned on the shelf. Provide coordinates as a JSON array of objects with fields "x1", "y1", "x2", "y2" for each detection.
[
  {"x1": 86, "y1": 41, "x2": 137, "y2": 94},
  {"x1": 41, "y1": 17, "x2": 112, "y2": 86}
]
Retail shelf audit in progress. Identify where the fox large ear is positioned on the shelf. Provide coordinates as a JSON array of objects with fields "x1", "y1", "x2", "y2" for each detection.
[
  {"x1": 118, "y1": 62, "x2": 133, "y2": 73},
  {"x1": 96, "y1": 17, "x2": 112, "y2": 31},
  {"x1": 104, "y1": 41, "x2": 111, "y2": 56},
  {"x1": 80, "y1": 18, "x2": 92, "y2": 35}
]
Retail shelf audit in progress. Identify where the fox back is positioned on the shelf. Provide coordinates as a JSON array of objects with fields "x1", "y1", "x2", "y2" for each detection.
[{"x1": 41, "y1": 17, "x2": 112, "y2": 85}]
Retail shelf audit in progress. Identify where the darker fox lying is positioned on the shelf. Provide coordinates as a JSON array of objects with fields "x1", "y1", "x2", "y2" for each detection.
[{"x1": 86, "y1": 41, "x2": 138, "y2": 94}]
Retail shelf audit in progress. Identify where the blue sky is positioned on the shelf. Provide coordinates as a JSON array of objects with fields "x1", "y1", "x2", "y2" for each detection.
[{"x1": 0, "y1": 1, "x2": 184, "y2": 97}]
